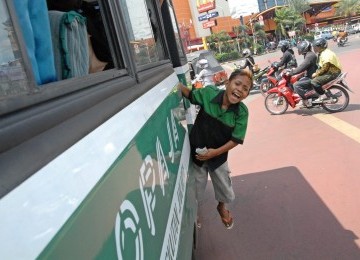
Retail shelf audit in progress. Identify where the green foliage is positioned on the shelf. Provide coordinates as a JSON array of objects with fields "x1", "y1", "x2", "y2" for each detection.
[
  {"x1": 335, "y1": 0, "x2": 360, "y2": 17},
  {"x1": 253, "y1": 22, "x2": 267, "y2": 53},
  {"x1": 206, "y1": 31, "x2": 232, "y2": 53},
  {"x1": 274, "y1": 7, "x2": 306, "y2": 39},
  {"x1": 233, "y1": 25, "x2": 252, "y2": 50},
  {"x1": 287, "y1": 0, "x2": 311, "y2": 14},
  {"x1": 215, "y1": 51, "x2": 240, "y2": 63}
]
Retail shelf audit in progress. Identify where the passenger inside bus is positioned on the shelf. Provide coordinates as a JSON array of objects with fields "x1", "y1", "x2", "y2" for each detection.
[
  {"x1": 11, "y1": 0, "x2": 114, "y2": 84},
  {"x1": 46, "y1": 0, "x2": 114, "y2": 75},
  {"x1": 48, "y1": 10, "x2": 89, "y2": 79}
]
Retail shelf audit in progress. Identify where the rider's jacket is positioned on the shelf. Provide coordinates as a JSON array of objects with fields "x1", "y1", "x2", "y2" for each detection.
[
  {"x1": 315, "y1": 48, "x2": 342, "y2": 77},
  {"x1": 290, "y1": 51, "x2": 317, "y2": 78},
  {"x1": 338, "y1": 31, "x2": 348, "y2": 40},
  {"x1": 244, "y1": 56, "x2": 255, "y2": 73},
  {"x1": 278, "y1": 49, "x2": 297, "y2": 69}
]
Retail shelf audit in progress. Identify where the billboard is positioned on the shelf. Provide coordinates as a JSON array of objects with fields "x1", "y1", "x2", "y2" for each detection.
[{"x1": 197, "y1": 0, "x2": 216, "y2": 13}]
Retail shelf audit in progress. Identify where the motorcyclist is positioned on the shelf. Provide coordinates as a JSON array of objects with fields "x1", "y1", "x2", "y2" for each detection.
[
  {"x1": 311, "y1": 38, "x2": 342, "y2": 100},
  {"x1": 192, "y1": 59, "x2": 215, "y2": 87},
  {"x1": 287, "y1": 40, "x2": 318, "y2": 107},
  {"x1": 276, "y1": 41, "x2": 298, "y2": 69},
  {"x1": 337, "y1": 29, "x2": 348, "y2": 44},
  {"x1": 241, "y1": 48, "x2": 258, "y2": 74}
]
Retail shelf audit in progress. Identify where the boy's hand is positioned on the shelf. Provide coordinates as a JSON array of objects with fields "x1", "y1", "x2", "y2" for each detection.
[
  {"x1": 178, "y1": 83, "x2": 191, "y2": 98},
  {"x1": 195, "y1": 148, "x2": 217, "y2": 161}
]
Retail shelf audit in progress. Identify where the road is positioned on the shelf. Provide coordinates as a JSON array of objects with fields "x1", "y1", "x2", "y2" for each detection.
[{"x1": 194, "y1": 35, "x2": 360, "y2": 260}]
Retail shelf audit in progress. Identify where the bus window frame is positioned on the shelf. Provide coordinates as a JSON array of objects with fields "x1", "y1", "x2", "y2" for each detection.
[
  {"x1": 0, "y1": 0, "x2": 179, "y2": 198},
  {"x1": 1, "y1": 0, "x2": 175, "y2": 115}
]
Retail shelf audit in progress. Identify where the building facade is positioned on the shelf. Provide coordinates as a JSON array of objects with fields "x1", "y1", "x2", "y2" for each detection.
[
  {"x1": 171, "y1": 0, "x2": 356, "y2": 51},
  {"x1": 257, "y1": 0, "x2": 288, "y2": 12}
]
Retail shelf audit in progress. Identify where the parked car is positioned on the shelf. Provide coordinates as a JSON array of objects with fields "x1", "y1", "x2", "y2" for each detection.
[
  {"x1": 352, "y1": 24, "x2": 360, "y2": 33},
  {"x1": 346, "y1": 27, "x2": 358, "y2": 34},
  {"x1": 314, "y1": 30, "x2": 333, "y2": 40},
  {"x1": 186, "y1": 50, "x2": 228, "y2": 86}
]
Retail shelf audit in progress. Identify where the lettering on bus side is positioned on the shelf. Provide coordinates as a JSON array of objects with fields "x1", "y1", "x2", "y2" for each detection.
[
  {"x1": 162, "y1": 164, "x2": 187, "y2": 260},
  {"x1": 115, "y1": 110, "x2": 182, "y2": 260}
]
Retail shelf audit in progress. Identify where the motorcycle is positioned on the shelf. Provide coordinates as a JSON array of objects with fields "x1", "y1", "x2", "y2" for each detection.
[
  {"x1": 337, "y1": 37, "x2": 348, "y2": 47},
  {"x1": 259, "y1": 61, "x2": 282, "y2": 96},
  {"x1": 264, "y1": 70, "x2": 352, "y2": 115},
  {"x1": 234, "y1": 63, "x2": 270, "y2": 90},
  {"x1": 253, "y1": 66, "x2": 270, "y2": 89}
]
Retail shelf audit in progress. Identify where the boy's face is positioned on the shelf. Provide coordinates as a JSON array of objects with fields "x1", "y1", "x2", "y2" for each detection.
[{"x1": 224, "y1": 74, "x2": 251, "y2": 105}]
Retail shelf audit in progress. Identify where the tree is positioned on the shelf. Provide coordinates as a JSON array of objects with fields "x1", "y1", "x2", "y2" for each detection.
[
  {"x1": 335, "y1": 0, "x2": 360, "y2": 19},
  {"x1": 274, "y1": 7, "x2": 305, "y2": 40},
  {"x1": 206, "y1": 31, "x2": 231, "y2": 54},
  {"x1": 233, "y1": 25, "x2": 252, "y2": 51},
  {"x1": 253, "y1": 22, "x2": 267, "y2": 54},
  {"x1": 287, "y1": 0, "x2": 311, "y2": 15}
]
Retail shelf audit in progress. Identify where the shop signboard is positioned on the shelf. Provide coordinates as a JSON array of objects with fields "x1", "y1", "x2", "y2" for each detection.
[
  {"x1": 197, "y1": 0, "x2": 216, "y2": 13},
  {"x1": 198, "y1": 11, "x2": 219, "y2": 21}
]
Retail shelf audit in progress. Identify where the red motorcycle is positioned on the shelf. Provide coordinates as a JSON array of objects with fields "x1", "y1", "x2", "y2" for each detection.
[
  {"x1": 264, "y1": 70, "x2": 351, "y2": 115},
  {"x1": 259, "y1": 61, "x2": 281, "y2": 96}
]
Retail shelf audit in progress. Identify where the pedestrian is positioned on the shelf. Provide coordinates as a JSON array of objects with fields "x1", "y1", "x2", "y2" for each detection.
[{"x1": 179, "y1": 69, "x2": 253, "y2": 229}]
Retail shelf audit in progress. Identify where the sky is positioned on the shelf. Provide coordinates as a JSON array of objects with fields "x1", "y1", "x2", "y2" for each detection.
[{"x1": 228, "y1": 0, "x2": 260, "y2": 18}]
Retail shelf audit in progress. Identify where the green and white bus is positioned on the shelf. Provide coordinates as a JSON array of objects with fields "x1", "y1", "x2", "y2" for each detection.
[{"x1": 0, "y1": 0, "x2": 197, "y2": 259}]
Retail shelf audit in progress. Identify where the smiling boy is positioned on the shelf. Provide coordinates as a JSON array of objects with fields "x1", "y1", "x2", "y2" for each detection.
[{"x1": 179, "y1": 69, "x2": 253, "y2": 229}]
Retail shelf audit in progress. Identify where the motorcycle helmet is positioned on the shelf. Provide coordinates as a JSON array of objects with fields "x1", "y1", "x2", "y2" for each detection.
[
  {"x1": 197, "y1": 59, "x2": 209, "y2": 69},
  {"x1": 242, "y1": 48, "x2": 251, "y2": 58},
  {"x1": 297, "y1": 40, "x2": 311, "y2": 55},
  {"x1": 312, "y1": 38, "x2": 328, "y2": 49},
  {"x1": 280, "y1": 41, "x2": 290, "y2": 53},
  {"x1": 272, "y1": 61, "x2": 280, "y2": 69}
]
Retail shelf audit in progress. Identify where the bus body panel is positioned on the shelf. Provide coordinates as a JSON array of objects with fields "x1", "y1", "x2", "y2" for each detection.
[{"x1": 0, "y1": 73, "x2": 196, "y2": 259}]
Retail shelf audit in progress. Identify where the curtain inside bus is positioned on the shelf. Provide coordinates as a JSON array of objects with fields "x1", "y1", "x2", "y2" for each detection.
[{"x1": 13, "y1": 0, "x2": 57, "y2": 85}]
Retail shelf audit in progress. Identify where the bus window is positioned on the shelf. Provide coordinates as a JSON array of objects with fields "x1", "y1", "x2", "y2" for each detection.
[
  {"x1": 0, "y1": 0, "x2": 197, "y2": 259},
  {"x1": 167, "y1": 0, "x2": 185, "y2": 58},
  {"x1": 10, "y1": 0, "x2": 117, "y2": 85},
  {"x1": 1, "y1": 0, "x2": 125, "y2": 115},
  {"x1": 46, "y1": 0, "x2": 115, "y2": 78},
  {"x1": 0, "y1": 1, "x2": 30, "y2": 98},
  {"x1": 120, "y1": 0, "x2": 166, "y2": 66},
  {"x1": 47, "y1": 0, "x2": 114, "y2": 74}
]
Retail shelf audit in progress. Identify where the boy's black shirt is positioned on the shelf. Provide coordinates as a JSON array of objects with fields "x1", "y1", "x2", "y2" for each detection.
[{"x1": 188, "y1": 86, "x2": 248, "y2": 171}]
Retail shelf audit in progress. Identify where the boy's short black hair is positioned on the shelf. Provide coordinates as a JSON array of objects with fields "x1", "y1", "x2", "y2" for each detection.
[{"x1": 229, "y1": 69, "x2": 254, "y2": 89}]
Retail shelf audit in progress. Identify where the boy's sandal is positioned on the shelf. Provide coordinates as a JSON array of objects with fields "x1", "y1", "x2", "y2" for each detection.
[{"x1": 217, "y1": 206, "x2": 234, "y2": 229}]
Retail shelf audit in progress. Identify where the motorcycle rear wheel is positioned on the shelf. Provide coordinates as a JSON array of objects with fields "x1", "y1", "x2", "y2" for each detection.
[
  {"x1": 260, "y1": 80, "x2": 274, "y2": 96},
  {"x1": 264, "y1": 93, "x2": 289, "y2": 115},
  {"x1": 321, "y1": 85, "x2": 349, "y2": 113}
]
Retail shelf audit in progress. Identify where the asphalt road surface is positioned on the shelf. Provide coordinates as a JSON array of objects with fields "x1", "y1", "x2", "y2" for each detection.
[{"x1": 195, "y1": 35, "x2": 360, "y2": 260}]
